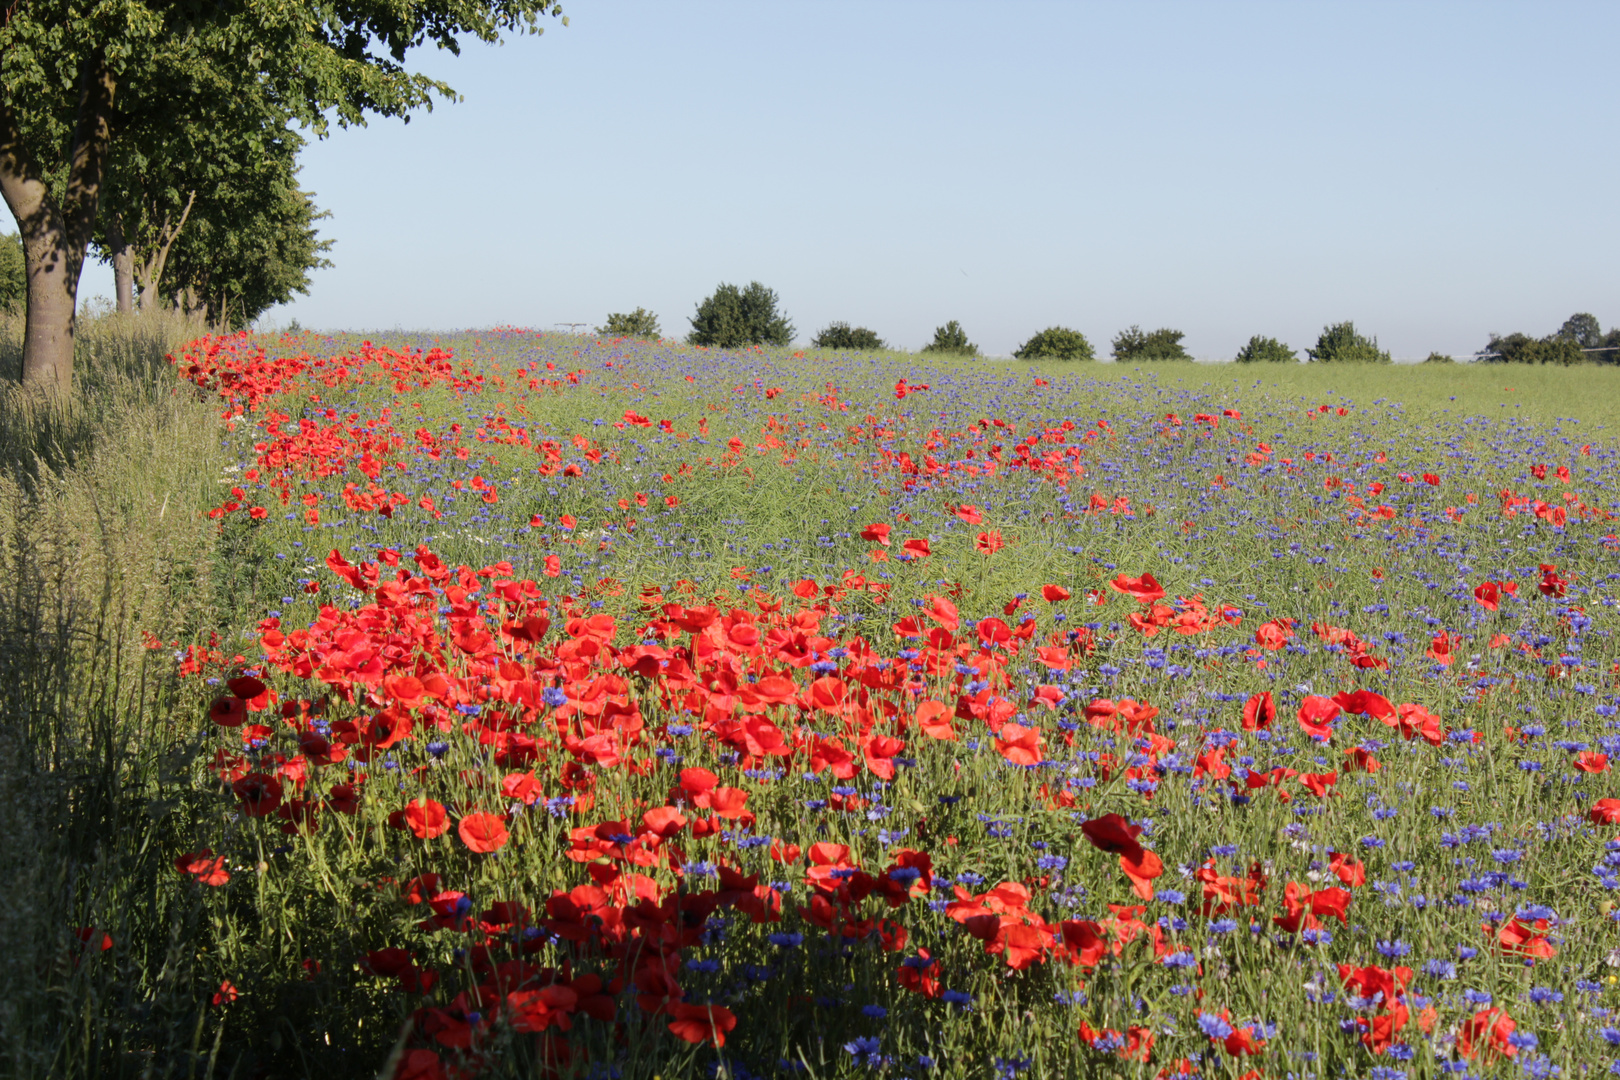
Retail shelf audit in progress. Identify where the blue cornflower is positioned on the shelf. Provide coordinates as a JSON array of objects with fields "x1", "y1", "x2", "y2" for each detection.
[
  {"x1": 1197, "y1": 1013, "x2": 1234, "y2": 1039},
  {"x1": 540, "y1": 686, "x2": 567, "y2": 708},
  {"x1": 941, "y1": 989, "x2": 973, "y2": 1010},
  {"x1": 861, "y1": 1004, "x2": 887, "y2": 1019},
  {"x1": 843, "y1": 1036, "x2": 884, "y2": 1068}
]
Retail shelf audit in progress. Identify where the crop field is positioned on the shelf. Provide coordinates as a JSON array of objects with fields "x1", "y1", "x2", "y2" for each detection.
[{"x1": 7, "y1": 327, "x2": 1620, "y2": 1080}]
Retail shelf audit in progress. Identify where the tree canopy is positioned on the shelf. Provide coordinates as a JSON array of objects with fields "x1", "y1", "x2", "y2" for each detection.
[
  {"x1": 598, "y1": 308, "x2": 662, "y2": 339},
  {"x1": 1480, "y1": 312, "x2": 1617, "y2": 364},
  {"x1": 688, "y1": 282, "x2": 793, "y2": 348},
  {"x1": 1112, "y1": 325, "x2": 1190, "y2": 362},
  {"x1": 1233, "y1": 335, "x2": 1296, "y2": 363},
  {"x1": 812, "y1": 322, "x2": 886, "y2": 351},
  {"x1": 1, "y1": 0, "x2": 567, "y2": 389},
  {"x1": 920, "y1": 320, "x2": 977, "y2": 356},
  {"x1": 1014, "y1": 326, "x2": 1093, "y2": 361},
  {"x1": 1307, "y1": 322, "x2": 1391, "y2": 364}
]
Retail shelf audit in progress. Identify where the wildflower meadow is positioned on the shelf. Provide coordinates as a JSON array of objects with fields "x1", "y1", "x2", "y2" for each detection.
[{"x1": 7, "y1": 325, "x2": 1620, "y2": 1080}]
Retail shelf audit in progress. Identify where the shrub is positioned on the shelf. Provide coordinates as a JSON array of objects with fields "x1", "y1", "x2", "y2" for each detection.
[
  {"x1": 812, "y1": 322, "x2": 886, "y2": 351},
  {"x1": 1112, "y1": 325, "x2": 1190, "y2": 362},
  {"x1": 920, "y1": 320, "x2": 977, "y2": 356},
  {"x1": 0, "y1": 233, "x2": 23, "y2": 313},
  {"x1": 1482, "y1": 333, "x2": 1586, "y2": 365},
  {"x1": 1014, "y1": 326, "x2": 1093, "y2": 361},
  {"x1": 596, "y1": 307, "x2": 661, "y2": 339},
  {"x1": 688, "y1": 282, "x2": 794, "y2": 348},
  {"x1": 1233, "y1": 335, "x2": 1296, "y2": 364},
  {"x1": 1422, "y1": 351, "x2": 1455, "y2": 364},
  {"x1": 1307, "y1": 321, "x2": 1391, "y2": 364}
]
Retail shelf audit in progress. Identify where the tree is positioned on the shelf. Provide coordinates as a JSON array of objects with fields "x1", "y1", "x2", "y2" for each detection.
[
  {"x1": 598, "y1": 308, "x2": 661, "y2": 339},
  {"x1": 91, "y1": 46, "x2": 327, "y2": 323},
  {"x1": 1600, "y1": 328, "x2": 1620, "y2": 365},
  {"x1": 1014, "y1": 326, "x2": 1093, "y2": 361},
  {"x1": 161, "y1": 174, "x2": 332, "y2": 329},
  {"x1": 920, "y1": 320, "x2": 977, "y2": 356},
  {"x1": 1481, "y1": 332, "x2": 1585, "y2": 365},
  {"x1": 1423, "y1": 351, "x2": 1455, "y2": 364},
  {"x1": 0, "y1": 232, "x2": 22, "y2": 311},
  {"x1": 1556, "y1": 312, "x2": 1602, "y2": 348},
  {"x1": 1112, "y1": 325, "x2": 1190, "y2": 362},
  {"x1": 0, "y1": 0, "x2": 567, "y2": 392},
  {"x1": 812, "y1": 322, "x2": 885, "y2": 351},
  {"x1": 688, "y1": 281, "x2": 794, "y2": 348},
  {"x1": 1307, "y1": 322, "x2": 1391, "y2": 364},
  {"x1": 1233, "y1": 335, "x2": 1296, "y2": 364}
]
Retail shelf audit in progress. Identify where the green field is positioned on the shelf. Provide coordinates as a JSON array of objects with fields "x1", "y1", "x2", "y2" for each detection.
[{"x1": 3, "y1": 315, "x2": 1619, "y2": 1080}]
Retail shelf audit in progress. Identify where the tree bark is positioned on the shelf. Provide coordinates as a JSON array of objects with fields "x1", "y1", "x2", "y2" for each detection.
[
  {"x1": 0, "y1": 51, "x2": 116, "y2": 393},
  {"x1": 107, "y1": 211, "x2": 134, "y2": 314}
]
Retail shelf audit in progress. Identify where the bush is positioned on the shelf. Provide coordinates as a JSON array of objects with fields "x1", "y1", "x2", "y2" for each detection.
[
  {"x1": 688, "y1": 282, "x2": 794, "y2": 349},
  {"x1": 1112, "y1": 325, "x2": 1190, "y2": 362},
  {"x1": 1014, "y1": 326, "x2": 1093, "y2": 361},
  {"x1": 920, "y1": 320, "x2": 977, "y2": 356},
  {"x1": 1482, "y1": 333, "x2": 1586, "y2": 365},
  {"x1": 1307, "y1": 321, "x2": 1391, "y2": 364},
  {"x1": 0, "y1": 233, "x2": 23, "y2": 313},
  {"x1": 812, "y1": 322, "x2": 886, "y2": 351},
  {"x1": 1422, "y1": 351, "x2": 1455, "y2": 364},
  {"x1": 596, "y1": 307, "x2": 661, "y2": 339},
  {"x1": 1233, "y1": 335, "x2": 1296, "y2": 364}
]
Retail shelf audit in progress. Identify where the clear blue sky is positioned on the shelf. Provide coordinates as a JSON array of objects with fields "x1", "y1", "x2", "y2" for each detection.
[{"x1": 81, "y1": 1, "x2": 1620, "y2": 358}]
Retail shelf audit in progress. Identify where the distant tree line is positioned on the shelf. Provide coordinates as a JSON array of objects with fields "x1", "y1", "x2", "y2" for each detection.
[
  {"x1": 592, "y1": 284, "x2": 1620, "y2": 367},
  {"x1": 1479, "y1": 313, "x2": 1619, "y2": 365}
]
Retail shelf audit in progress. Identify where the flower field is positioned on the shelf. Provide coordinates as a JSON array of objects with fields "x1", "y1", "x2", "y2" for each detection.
[{"x1": 133, "y1": 331, "x2": 1620, "y2": 1078}]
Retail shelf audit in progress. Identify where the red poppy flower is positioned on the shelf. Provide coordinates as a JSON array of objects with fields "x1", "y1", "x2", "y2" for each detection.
[
  {"x1": 1241, "y1": 691, "x2": 1274, "y2": 730},
  {"x1": 901, "y1": 537, "x2": 932, "y2": 559},
  {"x1": 1332, "y1": 689, "x2": 1394, "y2": 720},
  {"x1": 954, "y1": 503, "x2": 983, "y2": 524},
  {"x1": 403, "y1": 798, "x2": 450, "y2": 839},
  {"x1": 995, "y1": 723, "x2": 1043, "y2": 766},
  {"x1": 175, "y1": 849, "x2": 230, "y2": 886},
  {"x1": 1110, "y1": 572, "x2": 1165, "y2": 603},
  {"x1": 666, "y1": 1002, "x2": 738, "y2": 1047},
  {"x1": 860, "y1": 523, "x2": 891, "y2": 546},
  {"x1": 458, "y1": 812, "x2": 510, "y2": 853},
  {"x1": 507, "y1": 984, "x2": 578, "y2": 1032},
  {"x1": 922, "y1": 594, "x2": 959, "y2": 631},
  {"x1": 501, "y1": 771, "x2": 543, "y2": 804},
  {"x1": 975, "y1": 529, "x2": 1005, "y2": 554},
  {"x1": 1590, "y1": 798, "x2": 1620, "y2": 824},
  {"x1": 1457, "y1": 1008, "x2": 1517, "y2": 1063},
  {"x1": 1299, "y1": 771, "x2": 1338, "y2": 798},
  {"x1": 1041, "y1": 584, "x2": 1071, "y2": 602},
  {"x1": 208, "y1": 695, "x2": 247, "y2": 727},
  {"x1": 1574, "y1": 751, "x2": 1610, "y2": 774},
  {"x1": 232, "y1": 772, "x2": 283, "y2": 817},
  {"x1": 1296, "y1": 696, "x2": 1341, "y2": 741}
]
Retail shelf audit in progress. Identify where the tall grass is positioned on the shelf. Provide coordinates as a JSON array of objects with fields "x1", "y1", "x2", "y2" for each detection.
[{"x1": 0, "y1": 310, "x2": 239, "y2": 1079}]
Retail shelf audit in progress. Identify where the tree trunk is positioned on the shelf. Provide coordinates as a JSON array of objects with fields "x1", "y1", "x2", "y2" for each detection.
[
  {"x1": 136, "y1": 190, "x2": 194, "y2": 313},
  {"x1": 107, "y1": 211, "x2": 134, "y2": 315},
  {"x1": 0, "y1": 51, "x2": 116, "y2": 393}
]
